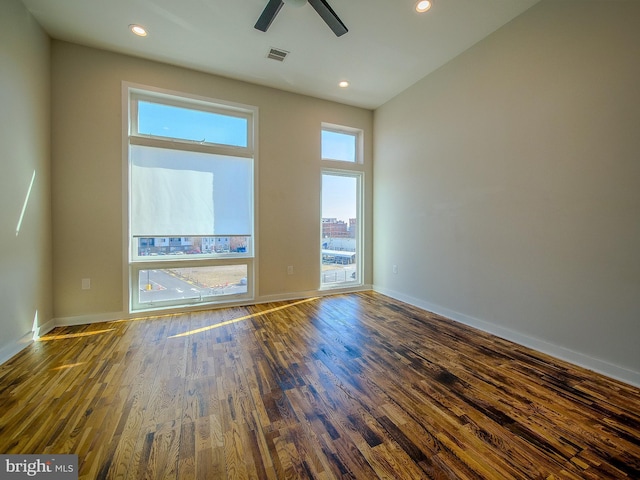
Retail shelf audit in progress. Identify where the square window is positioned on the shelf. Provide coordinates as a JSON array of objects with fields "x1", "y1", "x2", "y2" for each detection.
[{"x1": 321, "y1": 128, "x2": 358, "y2": 163}]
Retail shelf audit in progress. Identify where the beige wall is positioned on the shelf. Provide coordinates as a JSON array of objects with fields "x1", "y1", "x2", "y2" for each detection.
[
  {"x1": 373, "y1": 0, "x2": 640, "y2": 384},
  {"x1": 0, "y1": 0, "x2": 52, "y2": 360},
  {"x1": 51, "y1": 41, "x2": 373, "y2": 319}
]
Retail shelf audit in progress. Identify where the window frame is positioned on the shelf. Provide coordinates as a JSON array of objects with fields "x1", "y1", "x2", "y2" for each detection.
[
  {"x1": 319, "y1": 121, "x2": 365, "y2": 290},
  {"x1": 321, "y1": 123, "x2": 363, "y2": 164},
  {"x1": 130, "y1": 91, "x2": 254, "y2": 154},
  {"x1": 129, "y1": 258, "x2": 252, "y2": 312},
  {"x1": 320, "y1": 169, "x2": 364, "y2": 289},
  {"x1": 125, "y1": 85, "x2": 257, "y2": 313}
]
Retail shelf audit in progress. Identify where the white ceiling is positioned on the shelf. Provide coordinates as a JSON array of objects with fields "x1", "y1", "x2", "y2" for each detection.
[{"x1": 21, "y1": 0, "x2": 539, "y2": 109}]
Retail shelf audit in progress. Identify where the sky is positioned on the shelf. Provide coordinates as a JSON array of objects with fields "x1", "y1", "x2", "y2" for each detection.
[
  {"x1": 138, "y1": 101, "x2": 248, "y2": 147},
  {"x1": 322, "y1": 174, "x2": 357, "y2": 222}
]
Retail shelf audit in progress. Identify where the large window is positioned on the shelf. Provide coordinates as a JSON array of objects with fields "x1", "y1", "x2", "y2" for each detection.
[
  {"x1": 127, "y1": 88, "x2": 256, "y2": 312},
  {"x1": 321, "y1": 171, "x2": 362, "y2": 287},
  {"x1": 320, "y1": 123, "x2": 363, "y2": 288}
]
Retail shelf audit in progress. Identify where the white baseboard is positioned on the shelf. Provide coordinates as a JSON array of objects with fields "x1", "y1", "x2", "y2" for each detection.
[
  {"x1": 36, "y1": 317, "x2": 57, "y2": 338},
  {"x1": 0, "y1": 331, "x2": 34, "y2": 366},
  {"x1": 0, "y1": 317, "x2": 58, "y2": 366},
  {"x1": 54, "y1": 311, "x2": 128, "y2": 327},
  {"x1": 256, "y1": 284, "x2": 372, "y2": 304},
  {"x1": 373, "y1": 285, "x2": 640, "y2": 388}
]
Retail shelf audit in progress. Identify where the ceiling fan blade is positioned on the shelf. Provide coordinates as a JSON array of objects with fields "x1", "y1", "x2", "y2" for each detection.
[
  {"x1": 255, "y1": 0, "x2": 285, "y2": 32},
  {"x1": 307, "y1": 0, "x2": 348, "y2": 37}
]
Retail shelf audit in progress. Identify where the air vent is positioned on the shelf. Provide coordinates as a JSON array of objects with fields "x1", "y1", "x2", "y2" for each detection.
[{"x1": 267, "y1": 47, "x2": 289, "y2": 62}]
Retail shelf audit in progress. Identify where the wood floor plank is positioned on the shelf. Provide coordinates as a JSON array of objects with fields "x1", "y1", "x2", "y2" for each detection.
[{"x1": 1, "y1": 291, "x2": 639, "y2": 479}]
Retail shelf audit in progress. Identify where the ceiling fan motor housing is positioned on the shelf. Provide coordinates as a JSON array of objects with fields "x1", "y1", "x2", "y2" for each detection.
[
  {"x1": 255, "y1": 0, "x2": 348, "y2": 37},
  {"x1": 284, "y1": 0, "x2": 307, "y2": 7}
]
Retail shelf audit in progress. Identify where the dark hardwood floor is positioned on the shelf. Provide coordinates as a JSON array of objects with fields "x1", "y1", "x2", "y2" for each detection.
[{"x1": 1, "y1": 291, "x2": 639, "y2": 479}]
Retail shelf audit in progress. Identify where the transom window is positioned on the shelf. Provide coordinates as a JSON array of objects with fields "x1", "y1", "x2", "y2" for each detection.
[
  {"x1": 134, "y1": 100, "x2": 250, "y2": 148},
  {"x1": 321, "y1": 124, "x2": 360, "y2": 163}
]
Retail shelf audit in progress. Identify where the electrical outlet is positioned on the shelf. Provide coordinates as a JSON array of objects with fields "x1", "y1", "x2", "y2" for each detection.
[
  {"x1": 81, "y1": 278, "x2": 91, "y2": 290},
  {"x1": 392, "y1": 265, "x2": 398, "y2": 274},
  {"x1": 287, "y1": 265, "x2": 294, "y2": 275}
]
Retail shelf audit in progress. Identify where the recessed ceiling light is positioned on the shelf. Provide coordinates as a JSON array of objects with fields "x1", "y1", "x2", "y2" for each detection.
[
  {"x1": 338, "y1": 81, "x2": 349, "y2": 88},
  {"x1": 129, "y1": 24, "x2": 148, "y2": 37},
  {"x1": 415, "y1": 0, "x2": 432, "y2": 13}
]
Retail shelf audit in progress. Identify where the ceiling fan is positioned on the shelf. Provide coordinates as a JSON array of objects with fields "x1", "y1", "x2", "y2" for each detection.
[{"x1": 254, "y1": 0, "x2": 348, "y2": 37}]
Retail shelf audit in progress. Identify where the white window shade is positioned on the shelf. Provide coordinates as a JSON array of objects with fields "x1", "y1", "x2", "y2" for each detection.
[{"x1": 130, "y1": 144, "x2": 252, "y2": 237}]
